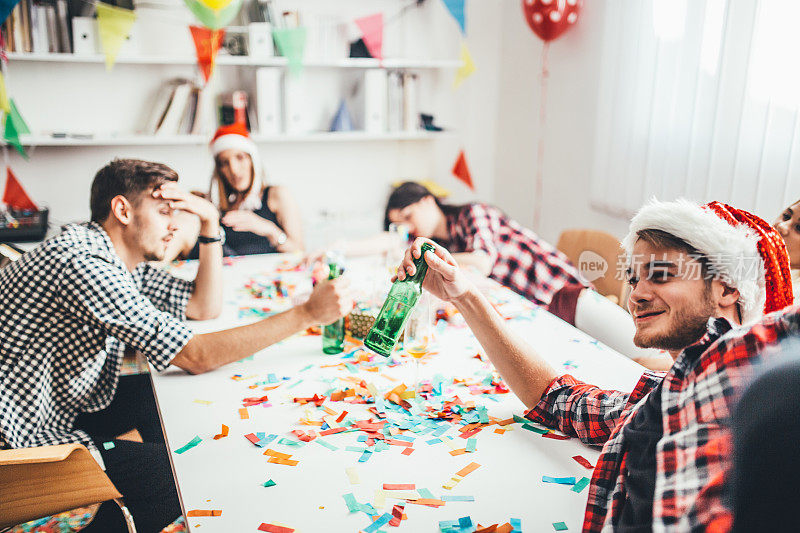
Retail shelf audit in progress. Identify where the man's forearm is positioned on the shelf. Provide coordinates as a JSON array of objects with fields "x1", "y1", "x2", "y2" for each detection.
[
  {"x1": 186, "y1": 221, "x2": 223, "y2": 320},
  {"x1": 172, "y1": 304, "x2": 314, "y2": 374},
  {"x1": 452, "y1": 287, "x2": 558, "y2": 408}
]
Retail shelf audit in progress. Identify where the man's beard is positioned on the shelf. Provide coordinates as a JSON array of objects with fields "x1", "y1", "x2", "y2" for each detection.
[{"x1": 633, "y1": 287, "x2": 715, "y2": 352}]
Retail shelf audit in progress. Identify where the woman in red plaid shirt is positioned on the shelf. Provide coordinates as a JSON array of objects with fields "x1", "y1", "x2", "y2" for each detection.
[
  {"x1": 385, "y1": 182, "x2": 585, "y2": 306},
  {"x1": 395, "y1": 199, "x2": 794, "y2": 532}
]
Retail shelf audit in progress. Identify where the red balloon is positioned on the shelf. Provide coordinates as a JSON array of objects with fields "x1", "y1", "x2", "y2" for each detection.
[{"x1": 522, "y1": 0, "x2": 581, "y2": 42}]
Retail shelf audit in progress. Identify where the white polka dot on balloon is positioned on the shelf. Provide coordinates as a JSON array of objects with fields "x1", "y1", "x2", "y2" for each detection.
[
  {"x1": 541, "y1": 0, "x2": 553, "y2": 5},
  {"x1": 567, "y1": 12, "x2": 577, "y2": 23},
  {"x1": 567, "y1": 0, "x2": 577, "y2": 5},
  {"x1": 550, "y1": 10, "x2": 562, "y2": 22},
  {"x1": 533, "y1": 12, "x2": 543, "y2": 23}
]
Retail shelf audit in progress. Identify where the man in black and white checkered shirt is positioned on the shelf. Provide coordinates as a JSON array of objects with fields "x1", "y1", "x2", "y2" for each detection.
[{"x1": 0, "y1": 159, "x2": 353, "y2": 532}]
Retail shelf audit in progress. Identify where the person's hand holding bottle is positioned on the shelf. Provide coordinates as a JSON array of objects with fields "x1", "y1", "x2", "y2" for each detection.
[{"x1": 394, "y1": 238, "x2": 473, "y2": 303}]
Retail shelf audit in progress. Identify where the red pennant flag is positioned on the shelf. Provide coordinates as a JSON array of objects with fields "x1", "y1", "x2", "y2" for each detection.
[
  {"x1": 451, "y1": 150, "x2": 474, "y2": 190},
  {"x1": 190, "y1": 26, "x2": 225, "y2": 83},
  {"x1": 3, "y1": 167, "x2": 37, "y2": 211},
  {"x1": 354, "y1": 13, "x2": 383, "y2": 60}
]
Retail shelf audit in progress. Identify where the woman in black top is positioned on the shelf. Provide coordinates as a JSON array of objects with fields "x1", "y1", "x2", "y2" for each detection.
[{"x1": 170, "y1": 123, "x2": 304, "y2": 259}]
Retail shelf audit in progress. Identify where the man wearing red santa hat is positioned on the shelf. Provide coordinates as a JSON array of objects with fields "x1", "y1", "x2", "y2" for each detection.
[{"x1": 395, "y1": 198, "x2": 794, "y2": 531}]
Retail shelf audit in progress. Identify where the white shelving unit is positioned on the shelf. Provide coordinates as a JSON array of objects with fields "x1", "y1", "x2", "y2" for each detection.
[
  {"x1": 6, "y1": 52, "x2": 462, "y2": 70},
  {"x1": 2, "y1": 0, "x2": 466, "y2": 249},
  {"x1": 18, "y1": 131, "x2": 453, "y2": 146}
]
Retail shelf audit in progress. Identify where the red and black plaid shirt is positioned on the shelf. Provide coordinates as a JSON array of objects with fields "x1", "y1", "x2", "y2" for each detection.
[
  {"x1": 526, "y1": 306, "x2": 800, "y2": 532},
  {"x1": 445, "y1": 203, "x2": 585, "y2": 305}
]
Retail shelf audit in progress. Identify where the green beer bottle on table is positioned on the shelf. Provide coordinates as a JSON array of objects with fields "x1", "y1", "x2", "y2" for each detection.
[
  {"x1": 364, "y1": 242, "x2": 435, "y2": 357},
  {"x1": 322, "y1": 256, "x2": 345, "y2": 354}
]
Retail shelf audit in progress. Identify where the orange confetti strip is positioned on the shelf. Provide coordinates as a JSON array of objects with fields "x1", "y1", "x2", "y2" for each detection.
[
  {"x1": 262, "y1": 449, "x2": 292, "y2": 460},
  {"x1": 401, "y1": 447, "x2": 415, "y2": 456},
  {"x1": 383, "y1": 483, "x2": 415, "y2": 490},
  {"x1": 456, "y1": 462, "x2": 481, "y2": 477},
  {"x1": 408, "y1": 498, "x2": 445, "y2": 507},
  {"x1": 187, "y1": 510, "x2": 222, "y2": 517},
  {"x1": 336, "y1": 410, "x2": 348, "y2": 422},
  {"x1": 494, "y1": 428, "x2": 506, "y2": 435},
  {"x1": 450, "y1": 448, "x2": 468, "y2": 456},
  {"x1": 213, "y1": 424, "x2": 229, "y2": 440},
  {"x1": 267, "y1": 456, "x2": 299, "y2": 466},
  {"x1": 322, "y1": 406, "x2": 338, "y2": 415},
  {"x1": 239, "y1": 408, "x2": 249, "y2": 420}
]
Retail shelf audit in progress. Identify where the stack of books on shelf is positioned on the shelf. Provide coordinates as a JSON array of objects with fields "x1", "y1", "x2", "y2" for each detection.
[
  {"x1": 144, "y1": 80, "x2": 257, "y2": 136},
  {"x1": 2, "y1": 0, "x2": 72, "y2": 53}
]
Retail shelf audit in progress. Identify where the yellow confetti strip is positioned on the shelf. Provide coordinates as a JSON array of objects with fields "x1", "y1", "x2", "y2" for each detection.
[{"x1": 345, "y1": 466, "x2": 360, "y2": 485}]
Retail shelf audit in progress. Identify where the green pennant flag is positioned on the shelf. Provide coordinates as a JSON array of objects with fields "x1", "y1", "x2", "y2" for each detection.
[
  {"x1": 184, "y1": 0, "x2": 242, "y2": 30},
  {"x1": 273, "y1": 27, "x2": 306, "y2": 75},
  {"x1": 4, "y1": 99, "x2": 29, "y2": 159}
]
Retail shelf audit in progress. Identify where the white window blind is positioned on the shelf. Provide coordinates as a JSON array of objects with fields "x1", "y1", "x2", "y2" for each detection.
[{"x1": 590, "y1": 0, "x2": 800, "y2": 222}]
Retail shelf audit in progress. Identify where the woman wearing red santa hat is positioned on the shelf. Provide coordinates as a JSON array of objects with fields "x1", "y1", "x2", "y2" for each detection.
[{"x1": 169, "y1": 123, "x2": 304, "y2": 259}]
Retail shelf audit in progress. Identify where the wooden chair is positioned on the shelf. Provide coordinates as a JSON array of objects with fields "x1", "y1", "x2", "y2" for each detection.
[
  {"x1": 0, "y1": 443, "x2": 136, "y2": 532},
  {"x1": 556, "y1": 229, "x2": 629, "y2": 307}
]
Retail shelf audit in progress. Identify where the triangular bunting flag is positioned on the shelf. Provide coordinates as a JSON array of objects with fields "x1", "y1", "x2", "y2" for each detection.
[
  {"x1": 451, "y1": 150, "x2": 473, "y2": 190},
  {"x1": 190, "y1": 25, "x2": 225, "y2": 83},
  {"x1": 96, "y1": 2, "x2": 136, "y2": 71},
  {"x1": 453, "y1": 41, "x2": 476, "y2": 89},
  {"x1": 442, "y1": 0, "x2": 466, "y2": 35},
  {"x1": 0, "y1": 72, "x2": 10, "y2": 114},
  {"x1": 8, "y1": 99, "x2": 29, "y2": 135},
  {"x1": 354, "y1": 13, "x2": 383, "y2": 60},
  {"x1": 2, "y1": 167, "x2": 37, "y2": 211},
  {"x1": 0, "y1": 0, "x2": 21, "y2": 26},
  {"x1": 4, "y1": 99, "x2": 29, "y2": 159},
  {"x1": 184, "y1": 0, "x2": 242, "y2": 30},
  {"x1": 329, "y1": 99, "x2": 354, "y2": 132},
  {"x1": 273, "y1": 27, "x2": 307, "y2": 75}
]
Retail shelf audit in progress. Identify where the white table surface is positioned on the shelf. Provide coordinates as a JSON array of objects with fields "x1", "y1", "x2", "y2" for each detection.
[{"x1": 150, "y1": 254, "x2": 645, "y2": 533}]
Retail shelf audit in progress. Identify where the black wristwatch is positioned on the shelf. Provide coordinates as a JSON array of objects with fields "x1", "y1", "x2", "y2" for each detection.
[{"x1": 197, "y1": 228, "x2": 225, "y2": 245}]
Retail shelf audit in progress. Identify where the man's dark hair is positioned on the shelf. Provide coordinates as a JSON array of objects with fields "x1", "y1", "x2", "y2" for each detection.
[
  {"x1": 636, "y1": 228, "x2": 711, "y2": 283},
  {"x1": 90, "y1": 159, "x2": 179, "y2": 223}
]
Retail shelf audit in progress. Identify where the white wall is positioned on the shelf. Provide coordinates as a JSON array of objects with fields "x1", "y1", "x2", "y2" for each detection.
[{"x1": 493, "y1": 0, "x2": 630, "y2": 244}]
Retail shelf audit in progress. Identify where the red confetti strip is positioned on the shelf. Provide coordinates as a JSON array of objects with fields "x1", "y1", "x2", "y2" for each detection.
[
  {"x1": 542, "y1": 432, "x2": 570, "y2": 440},
  {"x1": 258, "y1": 524, "x2": 294, "y2": 533},
  {"x1": 383, "y1": 483, "x2": 415, "y2": 490},
  {"x1": 388, "y1": 504, "x2": 405, "y2": 526},
  {"x1": 572, "y1": 455, "x2": 594, "y2": 469}
]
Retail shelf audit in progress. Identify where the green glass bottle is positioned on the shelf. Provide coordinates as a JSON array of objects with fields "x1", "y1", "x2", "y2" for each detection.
[
  {"x1": 364, "y1": 242, "x2": 435, "y2": 357},
  {"x1": 322, "y1": 258, "x2": 345, "y2": 354}
]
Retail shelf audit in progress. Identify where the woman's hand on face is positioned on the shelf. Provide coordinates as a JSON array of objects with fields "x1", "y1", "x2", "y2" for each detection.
[
  {"x1": 393, "y1": 237, "x2": 472, "y2": 302},
  {"x1": 221, "y1": 210, "x2": 277, "y2": 237}
]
